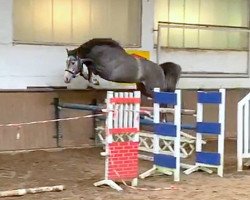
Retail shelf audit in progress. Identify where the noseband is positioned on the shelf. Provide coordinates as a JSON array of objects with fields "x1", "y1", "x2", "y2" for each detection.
[{"x1": 65, "y1": 69, "x2": 77, "y2": 77}]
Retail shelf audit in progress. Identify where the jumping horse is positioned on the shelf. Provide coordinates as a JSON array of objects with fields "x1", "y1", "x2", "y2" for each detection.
[{"x1": 64, "y1": 38, "x2": 181, "y2": 97}]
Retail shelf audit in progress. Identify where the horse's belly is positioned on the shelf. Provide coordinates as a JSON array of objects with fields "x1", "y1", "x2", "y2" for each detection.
[
  {"x1": 95, "y1": 64, "x2": 136, "y2": 83},
  {"x1": 111, "y1": 66, "x2": 138, "y2": 83}
]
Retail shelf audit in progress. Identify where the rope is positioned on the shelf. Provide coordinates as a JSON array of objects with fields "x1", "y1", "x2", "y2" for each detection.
[
  {"x1": 113, "y1": 169, "x2": 178, "y2": 191},
  {"x1": 0, "y1": 107, "x2": 146, "y2": 128},
  {"x1": 0, "y1": 113, "x2": 104, "y2": 128}
]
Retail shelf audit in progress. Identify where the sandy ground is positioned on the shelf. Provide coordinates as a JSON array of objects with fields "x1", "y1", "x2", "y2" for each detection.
[{"x1": 0, "y1": 139, "x2": 250, "y2": 200}]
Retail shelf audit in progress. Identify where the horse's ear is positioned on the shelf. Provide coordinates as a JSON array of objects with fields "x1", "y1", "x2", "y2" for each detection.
[{"x1": 66, "y1": 48, "x2": 69, "y2": 55}]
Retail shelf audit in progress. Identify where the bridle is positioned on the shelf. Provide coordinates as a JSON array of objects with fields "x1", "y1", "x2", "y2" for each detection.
[
  {"x1": 65, "y1": 56, "x2": 93, "y2": 79},
  {"x1": 65, "y1": 55, "x2": 82, "y2": 78}
]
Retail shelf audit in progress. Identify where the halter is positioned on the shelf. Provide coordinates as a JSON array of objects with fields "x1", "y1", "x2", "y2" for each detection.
[
  {"x1": 65, "y1": 56, "x2": 80, "y2": 78},
  {"x1": 65, "y1": 56, "x2": 93, "y2": 78}
]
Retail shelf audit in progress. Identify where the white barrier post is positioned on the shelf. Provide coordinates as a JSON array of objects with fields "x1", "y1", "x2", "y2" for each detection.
[{"x1": 237, "y1": 92, "x2": 250, "y2": 171}]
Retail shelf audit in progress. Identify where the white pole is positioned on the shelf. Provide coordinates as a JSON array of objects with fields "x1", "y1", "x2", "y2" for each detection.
[
  {"x1": 174, "y1": 90, "x2": 181, "y2": 181},
  {"x1": 218, "y1": 89, "x2": 226, "y2": 177}
]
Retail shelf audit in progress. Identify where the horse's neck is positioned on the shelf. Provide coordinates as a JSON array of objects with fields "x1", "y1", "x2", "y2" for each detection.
[{"x1": 77, "y1": 39, "x2": 124, "y2": 58}]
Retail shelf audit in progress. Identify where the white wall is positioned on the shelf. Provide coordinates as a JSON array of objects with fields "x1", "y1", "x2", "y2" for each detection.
[
  {"x1": 0, "y1": 0, "x2": 249, "y2": 90},
  {"x1": 158, "y1": 50, "x2": 248, "y2": 73}
]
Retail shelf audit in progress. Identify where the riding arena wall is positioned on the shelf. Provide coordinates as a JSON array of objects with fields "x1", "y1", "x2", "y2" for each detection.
[{"x1": 0, "y1": 89, "x2": 247, "y2": 151}]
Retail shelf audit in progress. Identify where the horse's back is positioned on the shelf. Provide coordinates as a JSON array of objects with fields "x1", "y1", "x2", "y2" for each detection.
[
  {"x1": 88, "y1": 45, "x2": 139, "y2": 82},
  {"x1": 82, "y1": 38, "x2": 124, "y2": 53}
]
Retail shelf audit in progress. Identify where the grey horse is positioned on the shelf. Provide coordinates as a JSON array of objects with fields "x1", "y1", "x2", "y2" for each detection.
[{"x1": 64, "y1": 38, "x2": 181, "y2": 97}]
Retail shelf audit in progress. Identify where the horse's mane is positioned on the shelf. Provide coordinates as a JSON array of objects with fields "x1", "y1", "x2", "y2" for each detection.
[{"x1": 68, "y1": 38, "x2": 124, "y2": 57}]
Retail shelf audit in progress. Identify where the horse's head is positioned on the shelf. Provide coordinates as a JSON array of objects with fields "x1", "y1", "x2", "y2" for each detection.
[
  {"x1": 159, "y1": 62, "x2": 182, "y2": 92},
  {"x1": 64, "y1": 49, "x2": 83, "y2": 83}
]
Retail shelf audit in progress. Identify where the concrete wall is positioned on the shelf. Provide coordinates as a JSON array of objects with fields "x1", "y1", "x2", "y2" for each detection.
[{"x1": 0, "y1": 0, "x2": 153, "y2": 90}]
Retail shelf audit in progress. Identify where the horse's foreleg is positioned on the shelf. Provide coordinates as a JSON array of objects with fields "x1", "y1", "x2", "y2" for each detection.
[
  {"x1": 83, "y1": 63, "x2": 99, "y2": 85},
  {"x1": 90, "y1": 73, "x2": 100, "y2": 86},
  {"x1": 81, "y1": 64, "x2": 89, "y2": 80},
  {"x1": 87, "y1": 67, "x2": 92, "y2": 82}
]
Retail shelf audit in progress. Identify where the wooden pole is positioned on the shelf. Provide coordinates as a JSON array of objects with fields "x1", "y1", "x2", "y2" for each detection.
[{"x1": 0, "y1": 185, "x2": 65, "y2": 198}]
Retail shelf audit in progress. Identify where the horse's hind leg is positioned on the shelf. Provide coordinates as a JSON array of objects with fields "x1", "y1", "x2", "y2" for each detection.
[
  {"x1": 160, "y1": 62, "x2": 181, "y2": 92},
  {"x1": 137, "y1": 82, "x2": 154, "y2": 98}
]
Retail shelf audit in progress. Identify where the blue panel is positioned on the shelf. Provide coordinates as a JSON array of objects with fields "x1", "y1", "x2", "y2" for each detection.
[
  {"x1": 197, "y1": 91, "x2": 221, "y2": 104},
  {"x1": 154, "y1": 92, "x2": 177, "y2": 105},
  {"x1": 154, "y1": 153, "x2": 176, "y2": 169},
  {"x1": 196, "y1": 122, "x2": 221, "y2": 135},
  {"x1": 154, "y1": 123, "x2": 176, "y2": 137},
  {"x1": 196, "y1": 151, "x2": 221, "y2": 166}
]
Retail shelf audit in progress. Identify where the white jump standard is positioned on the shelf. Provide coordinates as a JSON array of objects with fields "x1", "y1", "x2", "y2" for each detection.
[
  {"x1": 184, "y1": 89, "x2": 226, "y2": 177},
  {"x1": 94, "y1": 91, "x2": 141, "y2": 191},
  {"x1": 237, "y1": 92, "x2": 250, "y2": 171}
]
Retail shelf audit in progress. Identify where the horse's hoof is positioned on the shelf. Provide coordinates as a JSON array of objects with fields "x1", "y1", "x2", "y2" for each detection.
[
  {"x1": 87, "y1": 85, "x2": 94, "y2": 89},
  {"x1": 92, "y1": 79, "x2": 100, "y2": 85}
]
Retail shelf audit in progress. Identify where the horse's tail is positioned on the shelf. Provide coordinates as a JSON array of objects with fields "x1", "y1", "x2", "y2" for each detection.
[{"x1": 159, "y1": 62, "x2": 182, "y2": 92}]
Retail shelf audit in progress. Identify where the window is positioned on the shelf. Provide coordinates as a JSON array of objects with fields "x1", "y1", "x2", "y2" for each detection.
[
  {"x1": 13, "y1": 0, "x2": 141, "y2": 47},
  {"x1": 155, "y1": 0, "x2": 249, "y2": 50}
]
